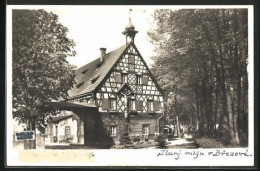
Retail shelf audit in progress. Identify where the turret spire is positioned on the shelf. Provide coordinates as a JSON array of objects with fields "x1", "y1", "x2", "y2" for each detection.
[{"x1": 122, "y1": 9, "x2": 138, "y2": 45}]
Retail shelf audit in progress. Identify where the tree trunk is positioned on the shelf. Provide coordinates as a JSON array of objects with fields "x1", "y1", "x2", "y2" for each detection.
[
  {"x1": 214, "y1": 85, "x2": 219, "y2": 136},
  {"x1": 176, "y1": 115, "x2": 180, "y2": 138},
  {"x1": 24, "y1": 118, "x2": 36, "y2": 149},
  {"x1": 226, "y1": 85, "x2": 236, "y2": 145},
  {"x1": 195, "y1": 83, "x2": 201, "y2": 132},
  {"x1": 30, "y1": 118, "x2": 36, "y2": 149},
  {"x1": 237, "y1": 9, "x2": 248, "y2": 146}
]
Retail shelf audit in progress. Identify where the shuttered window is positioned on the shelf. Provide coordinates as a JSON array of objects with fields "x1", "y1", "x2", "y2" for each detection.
[
  {"x1": 102, "y1": 99, "x2": 109, "y2": 110},
  {"x1": 142, "y1": 75, "x2": 149, "y2": 85},
  {"x1": 128, "y1": 55, "x2": 135, "y2": 64},
  {"x1": 115, "y1": 73, "x2": 122, "y2": 83},
  {"x1": 136, "y1": 100, "x2": 143, "y2": 111},
  {"x1": 154, "y1": 101, "x2": 160, "y2": 111}
]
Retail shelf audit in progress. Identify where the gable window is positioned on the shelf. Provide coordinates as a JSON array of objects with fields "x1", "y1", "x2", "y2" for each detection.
[
  {"x1": 137, "y1": 75, "x2": 142, "y2": 84},
  {"x1": 65, "y1": 126, "x2": 71, "y2": 136},
  {"x1": 110, "y1": 98, "x2": 117, "y2": 111},
  {"x1": 129, "y1": 99, "x2": 136, "y2": 111},
  {"x1": 109, "y1": 125, "x2": 117, "y2": 136},
  {"x1": 142, "y1": 124, "x2": 149, "y2": 135},
  {"x1": 122, "y1": 73, "x2": 128, "y2": 83},
  {"x1": 147, "y1": 100, "x2": 154, "y2": 112},
  {"x1": 128, "y1": 55, "x2": 135, "y2": 64}
]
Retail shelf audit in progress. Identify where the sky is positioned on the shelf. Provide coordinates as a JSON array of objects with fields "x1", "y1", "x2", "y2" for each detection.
[{"x1": 45, "y1": 7, "x2": 158, "y2": 68}]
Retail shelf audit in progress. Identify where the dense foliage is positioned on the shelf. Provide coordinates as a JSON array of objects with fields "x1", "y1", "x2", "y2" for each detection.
[
  {"x1": 12, "y1": 10, "x2": 76, "y2": 147},
  {"x1": 149, "y1": 9, "x2": 248, "y2": 146}
]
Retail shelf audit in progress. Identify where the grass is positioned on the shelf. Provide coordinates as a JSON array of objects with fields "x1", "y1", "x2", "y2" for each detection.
[
  {"x1": 112, "y1": 141, "x2": 159, "y2": 149},
  {"x1": 193, "y1": 133, "x2": 248, "y2": 148},
  {"x1": 195, "y1": 138, "x2": 225, "y2": 148}
]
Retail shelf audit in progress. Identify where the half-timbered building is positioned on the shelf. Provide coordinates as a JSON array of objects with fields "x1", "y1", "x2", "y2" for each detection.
[{"x1": 62, "y1": 17, "x2": 165, "y2": 146}]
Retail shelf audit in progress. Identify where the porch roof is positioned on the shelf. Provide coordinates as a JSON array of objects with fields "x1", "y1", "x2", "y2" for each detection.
[{"x1": 41, "y1": 101, "x2": 97, "y2": 111}]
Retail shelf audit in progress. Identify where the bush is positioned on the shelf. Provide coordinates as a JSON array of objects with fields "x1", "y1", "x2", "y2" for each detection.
[
  {"x1": 119, "y1": 132, "x2": 132, "y2": 146},
  {"x1": 157, "y1": 134, "x2": 166, "y2": 148}
]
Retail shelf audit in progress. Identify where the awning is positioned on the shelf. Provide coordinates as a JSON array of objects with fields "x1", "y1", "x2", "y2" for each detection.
[{"x1": 40, "y1": 101, "x2": 97, "y2": 111}]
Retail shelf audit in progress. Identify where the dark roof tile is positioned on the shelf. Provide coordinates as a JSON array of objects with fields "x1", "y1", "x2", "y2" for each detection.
[{"x1": 68, "y1": 45, "x2": 127, "y2": 98}]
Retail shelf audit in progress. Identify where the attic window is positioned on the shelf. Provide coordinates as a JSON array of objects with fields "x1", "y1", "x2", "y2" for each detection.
[
  {"x1": 91, "y1": 75, "x2": 100, "y2": 84},
  {"x1": 76, "y1": 82, "x2": 84, "y2": 88},
  {"x1": 82, "y1": 69, "x2": 88, "y2": 74}
]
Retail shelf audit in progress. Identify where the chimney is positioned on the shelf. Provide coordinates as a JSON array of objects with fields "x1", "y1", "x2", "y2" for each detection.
[{"x1": 100, "y1": 48, "x2": 106, "y2": 63}]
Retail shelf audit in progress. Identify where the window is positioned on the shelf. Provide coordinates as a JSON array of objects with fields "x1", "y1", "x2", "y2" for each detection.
[
  {"x1": 122, "y1": 73, "x2": 128, "y2": 83},
  {"x1": 91, "y1": 75, "x2": 100, "y2": 84},
  {"x1": 137, "y1": 75, "x2": 142, "y2": 84},
  {"x1": 109, "y1": 125, "x2": 116, "y2": 136},
  {"x1": 128, "y1": 55, "x2": 135, "y2": 64},
  {"x1": 65, "y1": 126, "x2": 71, "y2": 136},
  {"x1": 110, "y1": 98, "x2": 117, "y2": 111},
  {"x1": 143, "y1": 125, "x2": 149, "y2": 135},
  {"x1": 147, "y1": 100, "x2": 154, "y2": 111},
  {"x1": 129, "y1": 99, "x2": 136, "y2": 110},
  {"x1": 142, "y1": 75, "x2": 149, "y2": 85},
  {"x1": 110, "y1": 125, "x2": 117, "y2": 136},
  {"x1": 49, "y1": 125, "x2": 53, "y2": 136},
  {"x1": 76, "y1": 82, "x2": 84, "y2": 88},
  {"x1": 81, "y1": 69, "x2": 88, "y2": 74}
]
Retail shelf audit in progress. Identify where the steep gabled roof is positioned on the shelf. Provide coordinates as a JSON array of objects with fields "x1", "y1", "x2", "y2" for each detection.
[{"x1": 68, "y1": 45, "x2": 127, "y2": 98}]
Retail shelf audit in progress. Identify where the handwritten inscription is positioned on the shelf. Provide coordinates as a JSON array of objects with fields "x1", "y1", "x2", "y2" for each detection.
[
  {"x1": 157, "y1": 150, "x2": 181, "y2": 160},
  {"x1": 88, "y1": 152, "x2": 95, "y2": 159},
  {"x1": 208, "y1": 149, "x2": 252, "y2": 157},
  {"x1": 157, "y1": 149, "x2": 252, "y2": 160}
]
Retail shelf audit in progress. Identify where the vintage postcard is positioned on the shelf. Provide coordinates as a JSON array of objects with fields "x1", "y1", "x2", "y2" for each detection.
[{"x1": 6, "y1": 5, "x2": 255, "y2": 167}]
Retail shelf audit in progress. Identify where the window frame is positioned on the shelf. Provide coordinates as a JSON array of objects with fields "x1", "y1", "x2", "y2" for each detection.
[
  {"x1": 65, "y1": 126, "x2": 71, "y2": 136},
  {"x1": 129, "y1": 99, "x2": 136, "y2": 111},
  {"x1": 147, "y1": 100, "x2": 154, "y2": 112},
  {"x1": 143, "y1": 124, "x2": 149, "y2": 135},
  {"x1": 122, "y1": 73, "x2": 128, "y2": 83},
  {"x1": 128, "y1": 55, "x2": 135, "y2": 64},
  {"x1": 109, "y1": 125, "x2": 117, "y2": 136},
  {"x1": 109, "y1": 98, "x2": 117, "y2": 111},
  {"x1": 137, "y1": 75, "x2": 142, "y2": 84}
]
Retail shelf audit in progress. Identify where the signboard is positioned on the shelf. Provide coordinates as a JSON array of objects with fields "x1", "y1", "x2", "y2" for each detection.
[{"x1": 15, "y1": 131, "x2": 35, "y2": 141}]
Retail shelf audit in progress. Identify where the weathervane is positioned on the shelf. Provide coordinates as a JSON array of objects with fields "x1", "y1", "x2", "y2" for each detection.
[{"x1": 129, "y1": 9, "x2": 132, "y2": 19}]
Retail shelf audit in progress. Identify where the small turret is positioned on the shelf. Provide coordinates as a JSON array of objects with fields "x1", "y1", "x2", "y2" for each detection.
[{"x1": 122, "y1": 9, "x2": 138, "y2": 45}]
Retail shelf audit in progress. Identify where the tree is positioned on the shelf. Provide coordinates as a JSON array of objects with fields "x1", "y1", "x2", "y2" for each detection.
[
  {"x1": 12, "y1": 10, "x2": 76, "y2": 149},
  {"x1": 148, "y1": 9, "x2": 248, "y2": 146}
]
